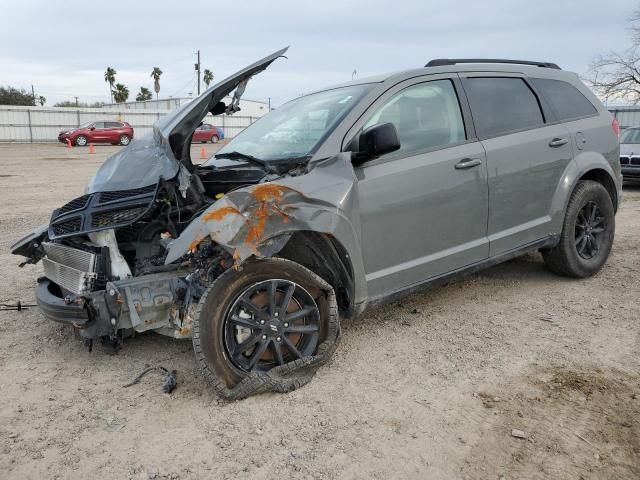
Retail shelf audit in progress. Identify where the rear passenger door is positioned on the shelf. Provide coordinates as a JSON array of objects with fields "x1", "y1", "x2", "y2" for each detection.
[
  {"x1": 104, "y1": 121, "x2": 123, "y2": 142},
  {"x1": 460, "y1": 74, "x2": 573, "y2": 256}
]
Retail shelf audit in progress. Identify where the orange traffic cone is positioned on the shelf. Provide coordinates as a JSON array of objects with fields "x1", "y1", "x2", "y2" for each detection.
[
  {"x1": 66, "y1": 138, "x2": 72, "y2": 148},
  {"x1": 200, "y1": 147, "x2": 206, "y2": 159},
  {"x1": 89, "y1": 143, "x2": 95, "y2": 154}
]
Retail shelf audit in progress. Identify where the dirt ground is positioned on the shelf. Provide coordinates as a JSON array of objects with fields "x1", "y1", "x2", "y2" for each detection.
[{"x1": 0, "y1": 143, "x2": 638, "y2": 480}]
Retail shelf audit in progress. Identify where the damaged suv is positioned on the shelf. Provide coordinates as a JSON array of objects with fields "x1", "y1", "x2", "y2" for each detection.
[{"x1": 12, "y1": 50, "x2": 622, "y2": 399}]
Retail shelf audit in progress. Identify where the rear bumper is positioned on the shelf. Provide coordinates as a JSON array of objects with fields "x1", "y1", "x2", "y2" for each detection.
[{"x1": 36, "y1": 277, "x2": 89, "y2": 325}]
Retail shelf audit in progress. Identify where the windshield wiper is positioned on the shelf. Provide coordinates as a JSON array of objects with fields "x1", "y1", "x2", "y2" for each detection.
[{"x1": 214, "y1": 151, "x2": 270, "y2": 169}]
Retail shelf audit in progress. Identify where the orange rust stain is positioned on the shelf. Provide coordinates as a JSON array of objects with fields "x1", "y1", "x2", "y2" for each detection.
[
  {"x1": 202, "y1": 206, "x2": 240, "y2": 222},
  {"x1": 245, "y1": 202, "x2": 269, "y2": 246},
  {"x1": 188, "y1": 235, "x2": 205, "y2": 252},
  {"x1": 251, "y1": 183, "x2": 289, "y2": 202}
]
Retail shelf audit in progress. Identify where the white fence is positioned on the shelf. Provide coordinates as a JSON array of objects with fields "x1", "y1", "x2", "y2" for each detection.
[{"x1": 0, "y1": 105, "x2": 260, "y2": 143}]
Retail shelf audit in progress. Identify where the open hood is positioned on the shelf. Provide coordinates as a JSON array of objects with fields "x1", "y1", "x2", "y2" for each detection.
[{"x1": 86, "y1": 47, "x2": 288, "y2": 194}]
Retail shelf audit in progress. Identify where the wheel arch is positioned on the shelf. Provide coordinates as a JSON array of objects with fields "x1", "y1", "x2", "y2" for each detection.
[
  {"x1": 549, "y1": 154, "x2": 620, "y2": 234},
  {"x1": 275, "y1": 231, "x2": 356, "y2": 319}
]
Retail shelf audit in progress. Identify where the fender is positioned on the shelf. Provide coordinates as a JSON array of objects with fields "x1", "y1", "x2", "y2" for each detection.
[
  {"x1": 164, "y1": 154, "x2": 369, "y2": 304},
  {"x1": 548, "y1": 150, "x2": 620, "y2": 235}
]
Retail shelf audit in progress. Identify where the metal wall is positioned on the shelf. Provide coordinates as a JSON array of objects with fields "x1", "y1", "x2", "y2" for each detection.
[
  {"x1": 609, "y1": 107, "x2": 640, "y2": 129},
  {"x1": 0, "y1": 105, "x2": 259, "y2": 143}
]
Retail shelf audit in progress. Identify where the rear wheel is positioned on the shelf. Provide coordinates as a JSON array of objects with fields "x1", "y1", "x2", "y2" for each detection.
[
  {"x1": 210, "y1": 135, "x2": 219, "y2": 144},
  {"x1": 193, "y1": 258, "x2": 335, "y2": 394},
  {"x1": 542, "y1": 180, "x2": 615, "y2": 278},
  {"x1": 74, "y1": 135, "x2": 87, "y2": 147},
  {"x1": 119, "y1": 135, "x2": 130, "y2": 146}
]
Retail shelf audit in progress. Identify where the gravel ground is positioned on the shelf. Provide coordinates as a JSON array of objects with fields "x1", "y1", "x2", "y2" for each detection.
[{"x1": 0, "y1": 143, "x2": 638, "y2": 480}]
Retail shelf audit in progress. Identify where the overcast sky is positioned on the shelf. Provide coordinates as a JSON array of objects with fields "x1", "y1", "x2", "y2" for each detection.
[{"x1": 0, "y1": 0, "x2": 636, "y2": 107}]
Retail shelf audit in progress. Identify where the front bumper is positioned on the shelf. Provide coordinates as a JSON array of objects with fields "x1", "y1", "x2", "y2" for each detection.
[
  {"x1": 35, "y1": 272, "x2": 189, "y2": 339},
  {"x1": 36, "y1": 277, "x2": 89, "y2": 325},
  {"x1": 622, "y1": 166, "x2": 640, "y2": 180}
]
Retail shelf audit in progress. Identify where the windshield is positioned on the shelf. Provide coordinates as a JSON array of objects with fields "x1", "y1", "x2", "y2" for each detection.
[
  {"x1": 620, "y1": 128, "x2": 640, "y2": 144},
  {"x1": 75, "y1": 121, "x2": 93, "y2": 129},
  {"x1": 209, "y1": 84, "x2": 372, "y2": 163}
]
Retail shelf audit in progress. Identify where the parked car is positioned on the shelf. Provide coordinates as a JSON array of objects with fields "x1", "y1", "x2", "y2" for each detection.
[
  {"x1": 12, "y1": 49, "x2": 622, "y2": 399},
  {"x1": 192, "y1": 123, "x2": 224, "y2": 143},
  {"x1": 619, "y1": 126, "x2": 640, "y2": 181},
  {"x1": 58, "y1": 121, "x2": 134, "y2": 146}
]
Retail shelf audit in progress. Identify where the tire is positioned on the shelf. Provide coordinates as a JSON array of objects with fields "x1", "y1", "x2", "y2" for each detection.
[
  {"x1": 119, "y1": 135, "x2": 130, "y2": 146},
  {"x1": 193, "y1": 258, "x2": 335, "y2": 395},
  {"x1": 542, "y1": 180, "x2": 615, "y2": 278},
  {"x1": 74, "y1": 135, "x2": 87, "y2": 147},
  {"x1": 210, "y1": 135, "x2": 219, "y2": 144}
]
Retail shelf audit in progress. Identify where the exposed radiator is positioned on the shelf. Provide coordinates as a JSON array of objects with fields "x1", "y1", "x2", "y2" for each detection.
[{"x1": 42, "y1": 242, "x2": 97, "y2": 294}]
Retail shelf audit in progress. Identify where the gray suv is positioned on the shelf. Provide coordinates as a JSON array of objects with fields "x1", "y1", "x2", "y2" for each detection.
[{"x1": 11, "y1": 49, "x2": 622, "y2": 399}]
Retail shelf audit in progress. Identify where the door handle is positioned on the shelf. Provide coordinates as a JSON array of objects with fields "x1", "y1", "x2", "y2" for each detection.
[
  {"x1": 455, "y1": 158, "x2": 482, "y2": 169},
  {"x1": 548, "y1": 138, "x2": 568, "y2": 148}
]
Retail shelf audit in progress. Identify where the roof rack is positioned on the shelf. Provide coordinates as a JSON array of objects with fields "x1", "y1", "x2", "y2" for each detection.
[{"x1": 425, "y1": 58, "x2": 561, "y2": 70}]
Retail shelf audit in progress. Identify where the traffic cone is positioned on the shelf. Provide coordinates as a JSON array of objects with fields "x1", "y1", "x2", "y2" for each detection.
[
  {"x1": 200, "y1": 147, "x2": 206, "y2": 159},
  {"x1": 66, "y1": 138, "x2": 72, "y2": 148},
  {"x1": 89, "y1": 143, "x2": 95, "y2": 154}
]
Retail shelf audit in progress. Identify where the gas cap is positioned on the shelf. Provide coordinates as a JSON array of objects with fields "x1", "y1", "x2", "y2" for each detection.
[{"x1": 575, "y1": 131, "x2": 587, "y2": 150}]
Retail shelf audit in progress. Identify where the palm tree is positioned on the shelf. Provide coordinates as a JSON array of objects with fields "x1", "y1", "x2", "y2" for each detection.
[
  {"x1": 104, "y1": 67, "x2": 116, "y2": 104},
  {"x1": 113, "y1": 83, "x2": 129, "y2": 103},
  {"x1": 151, "y1": 67, "x2": 163, "y2": 100},
  {"x1": 136, "y1": 87, "x2": 152, "y2": 102},
  {"x1": 203, "y1": 69, "x2": 214, "y2": 87}
]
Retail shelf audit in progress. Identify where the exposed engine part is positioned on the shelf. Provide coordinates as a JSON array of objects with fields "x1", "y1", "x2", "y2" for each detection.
[
  {"x1": 89, "y1": 229, "x2": 132, "y2": 280},
  {"x1": 122, "y1": 366, "x2": 177, "y2": 394}
]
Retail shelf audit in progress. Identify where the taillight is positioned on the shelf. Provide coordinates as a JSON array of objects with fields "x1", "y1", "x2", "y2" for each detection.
[{"x1": 612, "y1": 117, "x2": 620, "y2": 137}]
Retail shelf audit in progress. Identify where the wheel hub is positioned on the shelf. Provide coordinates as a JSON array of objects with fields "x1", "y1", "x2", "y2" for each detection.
[{"x1": 575, "y1": 201, "x2": 605, "y2": 260}]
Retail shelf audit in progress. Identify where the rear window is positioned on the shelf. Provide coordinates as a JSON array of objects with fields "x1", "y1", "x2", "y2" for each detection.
[
  {"x1": 464, "y1": 77, "x2": 544, "y2": 138},
  {"x1": 530, "y1": 78, "x2": 597, "y2": 121}
]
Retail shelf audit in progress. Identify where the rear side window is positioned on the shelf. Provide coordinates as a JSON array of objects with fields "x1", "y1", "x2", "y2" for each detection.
[
  {"x1": 530, "y1": 78, "x2": 597, "y2": 121},
  {"x1": 105, "y1": 121, "x2": 122, "y2": 128},
  {"x1": 464, "y1": 77, "x2": 544, "y2": 138}
]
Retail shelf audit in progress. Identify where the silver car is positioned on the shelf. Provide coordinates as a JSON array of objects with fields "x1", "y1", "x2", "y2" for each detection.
[
  {"x1": 11, "y1": 49, "x2": 622, "y2": 399},
  {"x1": 620, "y1": 126, "x2": 640, "y2": 181}
]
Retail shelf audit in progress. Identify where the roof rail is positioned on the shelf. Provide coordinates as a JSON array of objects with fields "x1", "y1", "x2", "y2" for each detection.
[{"x1": 425, "y1": 58, "x2": 561, "y2": 70}]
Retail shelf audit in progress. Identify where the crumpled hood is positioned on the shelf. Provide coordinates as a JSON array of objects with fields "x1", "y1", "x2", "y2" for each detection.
[{"x1": 86, "y1": 47, "x2": 289, "y2": 194}]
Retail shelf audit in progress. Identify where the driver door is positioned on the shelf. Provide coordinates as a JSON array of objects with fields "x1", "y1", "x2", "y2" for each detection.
[{"x1": 351, "y1": 76, "x2": 489, "y2": 299}]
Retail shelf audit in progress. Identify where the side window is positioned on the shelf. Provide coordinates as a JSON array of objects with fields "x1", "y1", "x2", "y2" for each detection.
[
  {"x1": 93, "y1": 122, "x2": 104, "y2": 129},
  {"x1": 105, "y1": 121, "x2": 121, "y2": 128},
  {"x1": 464, "y1": 77, "x2": 544, "y2": 138},
  {"x1": 530, "y1": 78, "x2": 597, "y2": 121},
  {"x1": 363, "y1": 80, "x2": 466, "y2": 157}
]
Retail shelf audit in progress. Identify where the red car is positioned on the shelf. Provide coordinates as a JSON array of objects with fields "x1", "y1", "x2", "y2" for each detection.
[
  {"x1": 58, "y1": 121, "x2": 134, "y2": 147},
  {"x1": 191, "y1": 123, "x2": 224, "y2": 143}
]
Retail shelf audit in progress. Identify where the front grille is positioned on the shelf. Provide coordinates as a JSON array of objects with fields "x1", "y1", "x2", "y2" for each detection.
[
  {"x1": 42, "y1": 242, "x2": 97, "y2": 294},
  {"x1": 59, "y1": 195, "x2": 89, "y2": 214},
  {"x1": 51, "y1": 217, "x2": 82, "y2": 236},
  {"x1": 620, "y1": 156, "x2": 629, "y2": 166},
  {"x1": 631, "y1": 157, "x2": 640, "y2": 166},
  {"x1": 91, "y1": 207, "x2": 146, "y2": 228},
  {"x1": 98, "y1": 184, "x2": 155, "y2": 204}
]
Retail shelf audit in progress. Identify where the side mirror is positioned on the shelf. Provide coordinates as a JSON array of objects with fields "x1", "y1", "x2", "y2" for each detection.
[
  {"x1": 352, "y1": 122, "x2": 400, "y2": 164},
  {"x1": 90, "y1": 126, "x2": 95, "y2": 131}
]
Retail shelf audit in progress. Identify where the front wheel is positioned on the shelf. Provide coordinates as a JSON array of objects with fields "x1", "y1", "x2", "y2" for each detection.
[
  {"x1": 210, "y1": 135, "x2": 219, "y2": 144},
  {"x1": 193, "y1": 258, "x2": 336, "y2": 396},
  {"x1": 542, "y1": 180, "x2": 615, "y2": 278},
  {"x1": 74, "y1": 135, "x2": 87, "y2": 146},
  {"x1": 119, "y1": 135, "x2": 130, "y2": 146}
]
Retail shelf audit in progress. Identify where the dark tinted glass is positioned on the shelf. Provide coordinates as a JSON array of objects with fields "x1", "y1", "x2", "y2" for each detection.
[
  {"x1": 105, "y1": 121, "x2": 122, "y2": 128},
  {"x1": 464, "y1": 77, "x2": 544, "y2": 137},
  {"x1": 530, "y1": 78, "x2": 597, "y2": 121}
]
